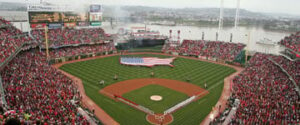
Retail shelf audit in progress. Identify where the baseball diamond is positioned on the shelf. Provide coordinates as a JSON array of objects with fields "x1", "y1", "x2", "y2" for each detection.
[
  {"x1": 57, "y1": 53, "x2": 238, "y2": 125},
  {"x1": 0, "y1": 3, "x2": 298, "y2": 124}
]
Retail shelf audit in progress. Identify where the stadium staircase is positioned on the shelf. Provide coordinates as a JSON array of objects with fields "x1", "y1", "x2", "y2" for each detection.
[{"x1": 0, "y1": 76, "x2": 7, "y2": 108}]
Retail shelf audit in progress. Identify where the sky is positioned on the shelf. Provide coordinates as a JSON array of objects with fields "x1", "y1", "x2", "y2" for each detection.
[{"x1": 1, "y1": 0, "x2": 299, "y2": 16}]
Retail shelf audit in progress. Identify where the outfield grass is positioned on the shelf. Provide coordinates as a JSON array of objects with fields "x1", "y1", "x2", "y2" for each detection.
[
  {"x1": 59, "y1": 54, "x2": 236, "y2": 125},
  {"x1": 123, "y1": 84, "x2": 189, "y2": 113}
]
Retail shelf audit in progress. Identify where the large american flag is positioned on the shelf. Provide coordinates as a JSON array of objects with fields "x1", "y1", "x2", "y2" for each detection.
[{"x1": 120, "y1": 57, "x2": 176, "y2": 67}]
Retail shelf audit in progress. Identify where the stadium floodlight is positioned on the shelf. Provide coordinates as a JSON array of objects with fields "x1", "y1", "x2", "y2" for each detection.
[
  {"x1": 218, "y1": 0, "x2": 224, "y2": 32},
  {"x1": 234, "y1": 0, "x2": 240, "y2": 29}
]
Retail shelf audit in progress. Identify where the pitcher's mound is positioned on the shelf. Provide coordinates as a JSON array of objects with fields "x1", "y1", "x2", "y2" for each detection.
[{"x1": 150, "y1": 95, "x2": 163, "y2": 101}]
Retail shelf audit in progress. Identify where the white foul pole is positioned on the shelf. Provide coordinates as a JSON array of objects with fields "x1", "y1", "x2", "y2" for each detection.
[
  {"x1": 234, "y1": 0, "x2": 240, "y2": 29},
  {"x1": 218, "y1": 0, "x2": 224, "y2": 32}
]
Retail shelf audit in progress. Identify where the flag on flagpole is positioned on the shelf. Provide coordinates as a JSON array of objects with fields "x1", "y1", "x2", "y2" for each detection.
[{"x1": 120, "y1": 57, "x2": 176, "y2": 67}]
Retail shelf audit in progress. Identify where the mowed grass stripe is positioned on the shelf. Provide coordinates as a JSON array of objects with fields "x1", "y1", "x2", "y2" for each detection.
[{"x1": 59, "y1": 54, "x2": 235, "y2": 125}]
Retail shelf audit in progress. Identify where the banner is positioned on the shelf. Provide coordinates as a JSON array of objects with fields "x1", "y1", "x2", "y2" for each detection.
[
  {"x1": 28, "y1": 5, "x2": 75, "y2": 12},
  {"x1": 30, "y1": 23, "x2": 46, "y2": 29},
  {"x1": 64, "y1": 22, "x2": 76, "y2": 27},
  {"x1": 90, "y1": 22, "x2": 101, "y2": 26},
  {"x1": 120, "y1": 57, "x2": 176, "y2": 67},
  {"x1": 48, "y1": 23, "x2": 62, "y2": 29},
  {"x1": 77, "y1": 22, "x2": 89, "y2": 26}
]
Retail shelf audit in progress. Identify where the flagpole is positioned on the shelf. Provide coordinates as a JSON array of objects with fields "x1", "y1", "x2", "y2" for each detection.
[
  {"x1": 245, "y1": 31, "x2": 250, "y2": 63},
  {"x1": 45, "y1": 26, "x2": 50, "y2": 60}
]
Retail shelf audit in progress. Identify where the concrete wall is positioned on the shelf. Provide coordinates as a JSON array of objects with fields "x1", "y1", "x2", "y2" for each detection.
[
  {"x1": 11, "y1": 21, "x2": 31, "y2": 32},
  {"x1": 0, "y1": 11, "x2": 30, "y2": 32}
]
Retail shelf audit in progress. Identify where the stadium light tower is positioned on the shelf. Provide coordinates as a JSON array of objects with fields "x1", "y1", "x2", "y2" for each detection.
[
  {"x1": 234, "y1": 0, "x2": 240, "y2": 29},
  {"x1": 218, "y1": 0, "x2": 224, "y2": 32}
]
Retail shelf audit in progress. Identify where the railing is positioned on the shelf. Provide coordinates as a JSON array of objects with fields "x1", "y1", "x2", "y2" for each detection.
[
  {"x1": 8, "y1": 34, "x2": 28, "y2": 39},
  {"x1": 0, "y1": 42, "x2": 26, "y2": 70},
  {"x1": 126, "y1": 49, "x2": 162, "y2": 53},
  {"x1": 38, "y1": 38, "x2": 112, "y2": 49},
  {"x1": 0, "y1": 24, "x2": 13, "y2": 29},
  {"x1": 48, "y1": 50, "x2": 116, "y2": 65},
  {"x1": 221, "y1": 99, "x2": 240, "y2": 125},
  {"x1": 77, "y1": 107, "x2": 98, "y2": 125},
  {"x1": 0, "y1": 76, "x2": 7, "y2": 107}
]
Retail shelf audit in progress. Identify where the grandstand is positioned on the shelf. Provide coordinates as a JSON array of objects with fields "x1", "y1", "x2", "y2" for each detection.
[
  {"x1": 162, "y1": 40, "x2": 246, "y2": 62},
  {"x1": 0, "y1": 3, "x2": 299, "y2": 124},
  {"x1": 0, "y1": 17, "x2": 35, "y2": 68},
  {"x1": 230, "y1": 53, "x2": 299, "y2": 124},
  {"x1": 31, "y1": 28, "x2": 112, "y2": 48},
  {"x1": 279, "y1": 32, "x2": 300, "y2": 61},
  {"x1": 0, "y1": 17, "x2": 110, "y2": 124}
]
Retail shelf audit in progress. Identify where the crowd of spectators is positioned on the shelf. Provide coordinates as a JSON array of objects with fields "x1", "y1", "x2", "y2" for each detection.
[
  {"x1": 0, "y1": 17, "x2": 32, "y2": 64},
  {"x1": 0, "y1": 50, "x2": 90, "y2": 124},
  {"x1": 0, "y1": 17, "x2": 11, "y2": 27},
  {"x1": 271, "y1": 56, "x2": 300, "y2": 85},
  {"x1": 0, "y1": 17, "x2": 116, "y2": 124},
  {"x1": 162, "y1": 40, "x2": 246, "y2": 61},
  {"x1": 231, "y1": 53, "x2": 299, "y2": 124},
  {"x1": 162, "y1": 42, "x2": 179, "y2": 53},
  {"x1": 49, "y1": 42, "x2": 116, "y2": 58},
  {"x1": 279, "y1": 32, "x2": 300, "y2": 53},
  {"x1": 31, "y1": 28, "x2": 109, "y2": 48}
]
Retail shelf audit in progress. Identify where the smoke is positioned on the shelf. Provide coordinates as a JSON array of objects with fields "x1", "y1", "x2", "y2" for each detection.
[
  {"x1": 41, "y1": 0, "x2": 89, "y2": 13},
  {"x1": 113, "y1": 5, "x2": 130, "y2": 22}
]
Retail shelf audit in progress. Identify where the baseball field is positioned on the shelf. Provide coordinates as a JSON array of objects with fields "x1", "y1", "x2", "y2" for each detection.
[{"x1": 59, "y1": 54, "x2": 236, "y2": 125}]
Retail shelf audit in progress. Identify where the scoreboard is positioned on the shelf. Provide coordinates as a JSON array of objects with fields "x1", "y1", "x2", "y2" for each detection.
[
  {"x1": 29, "y1": 12, "x2": 61, "y2": 23},
  {"x1": 90, "y1": 5, "x2": 101, "y2": 12},
  {"x1": 61, "y1": 12, "x2": 88, "y2": 22},
  {"x1": 89, "y1": 4, "x2": 102, "y2": 26},
  {"x1": 29, "y1": 12, "x2": 88, "y2": 23},
  {"x1": 28, "y1": 4, "x2": 103, "y2": 27},
  {"x1": 89, "y1": 13, "x2": 102, "y2": 22}
]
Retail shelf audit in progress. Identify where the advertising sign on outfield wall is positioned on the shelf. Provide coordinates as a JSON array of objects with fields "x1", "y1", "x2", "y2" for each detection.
[
  {"x1": 77, "y1": 22, "x2": 89, "y2": 26},
  {"x1": 48, "y1": 23, "x2": 62, "y2": 29},
  {"x1": 64, "y1": 22, "x2": 76, "y2": 27},
  {"x1": 30, "y1": 23, "x2": 46, "y2": 29},
  {"x1": 90, "y1": 22, "x2": 101, "y2": 26}
]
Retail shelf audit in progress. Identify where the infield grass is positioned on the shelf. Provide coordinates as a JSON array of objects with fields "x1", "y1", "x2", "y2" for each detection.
[
  {"x1": 59, "y1": 54, "x2": 236, "y2": 125},
  {"x1": 123, "y1": 84, "x2": 189, "y2": 113}
]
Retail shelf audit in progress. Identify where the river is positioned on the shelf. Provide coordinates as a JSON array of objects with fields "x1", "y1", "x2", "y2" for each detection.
[{"x1": 102, "y1": 22, "x2": 292, "y2": 55}]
